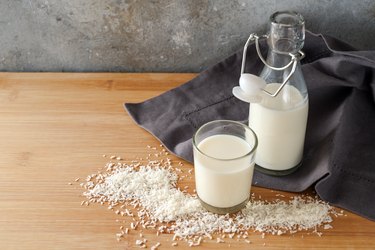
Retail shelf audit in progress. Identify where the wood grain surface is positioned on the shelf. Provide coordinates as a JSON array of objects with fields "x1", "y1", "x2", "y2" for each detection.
[{"x1": 0, "y1": 73, "x2": 374, "y2": 250}]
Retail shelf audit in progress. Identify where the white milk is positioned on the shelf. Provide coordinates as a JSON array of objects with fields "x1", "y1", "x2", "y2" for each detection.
[
  {"x1": 249, "y1": 83, "x2": 308, "y2": 171},
  {"x1": 194, "y1": 134, "x2": 255, "y2": 208}
]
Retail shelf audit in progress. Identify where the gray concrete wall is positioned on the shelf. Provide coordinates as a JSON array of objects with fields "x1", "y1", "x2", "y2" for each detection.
[{"x1": 1, "y1": 0, "x2": 374, "y2": 72}]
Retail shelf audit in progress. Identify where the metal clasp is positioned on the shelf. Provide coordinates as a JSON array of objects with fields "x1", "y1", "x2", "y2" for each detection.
[{"x1": 241, "y1": 33, "x2": 305, "y2": 97}]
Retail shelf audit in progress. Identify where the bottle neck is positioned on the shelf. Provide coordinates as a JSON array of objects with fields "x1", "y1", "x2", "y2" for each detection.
[
  {"x1": 265, "y1": 49, "x2": 293, "y2": 68},
  {"x1": 259, "y1": 48, "x2": 303, "y2": 87},
  {"x1": 268, "y1": 11, "x2": 305, "y2": 54}
]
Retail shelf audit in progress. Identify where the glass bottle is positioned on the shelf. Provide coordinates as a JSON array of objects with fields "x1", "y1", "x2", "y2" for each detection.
[{"x1": 248, "y1": 11, "x2": 308, "y2": 175}]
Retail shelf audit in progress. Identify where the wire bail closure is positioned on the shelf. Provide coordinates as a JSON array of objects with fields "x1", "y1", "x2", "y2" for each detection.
[{"x1": 241, "y1": 33, "x2": 305, "y2": 97}]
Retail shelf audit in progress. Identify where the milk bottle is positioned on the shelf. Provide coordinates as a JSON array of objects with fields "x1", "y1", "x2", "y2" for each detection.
[{"x1": 234, "y1": 11, "x2": 308, "y2": 175}]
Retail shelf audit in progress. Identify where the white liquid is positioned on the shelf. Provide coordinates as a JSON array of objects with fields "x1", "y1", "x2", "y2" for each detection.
[
  {"x1": 249, "y1": 83, "x2": 308, "y2": 171},
  {"x1": 194, "y1": 134, "x2": 255, "y2": 208}
]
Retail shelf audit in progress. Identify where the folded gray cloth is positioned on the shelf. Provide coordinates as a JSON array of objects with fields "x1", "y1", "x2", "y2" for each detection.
[{"x1": 125, "y1": 31, "x2": 375, "y2": 221}]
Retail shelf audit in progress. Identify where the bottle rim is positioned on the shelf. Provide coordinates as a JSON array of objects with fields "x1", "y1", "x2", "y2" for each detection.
[{"x1": 270, "y1": 11, "x2": 305, "y2": 27}]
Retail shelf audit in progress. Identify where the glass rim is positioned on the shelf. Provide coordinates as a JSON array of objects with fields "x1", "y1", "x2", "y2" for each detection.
[
  {"x1": 270, "y1": 10, "x2": 305, "y2": 27},
  {"x1": 192, "y1": 120, "x2": 258, "y2": 161}
]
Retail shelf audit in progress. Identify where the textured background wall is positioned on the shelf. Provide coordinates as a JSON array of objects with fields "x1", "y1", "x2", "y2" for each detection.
[{"x1": 1, "y1": 0, "x2": 374, "y2": 72}]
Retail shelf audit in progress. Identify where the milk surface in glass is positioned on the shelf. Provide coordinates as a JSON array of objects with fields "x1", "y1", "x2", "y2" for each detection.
[
  {"x1": 194, "y1": 134, "x2": 255, "y2": 208},
  {"x1": 249, "y1": 83, "x2": 308, "y2": 171}
]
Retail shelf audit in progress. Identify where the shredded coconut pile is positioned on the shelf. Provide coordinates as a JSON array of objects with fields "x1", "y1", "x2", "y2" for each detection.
[
  {"x1": 77, "y1": 147, "x2": 343, "y2": 246},
  {"x1": 86, "y1": 163, "x2": 202, "y2": 222}
]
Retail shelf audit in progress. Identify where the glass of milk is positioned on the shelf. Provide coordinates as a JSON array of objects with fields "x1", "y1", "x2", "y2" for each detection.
[{"x1": 193, "y1": 120, "x2": 257, "y2": 214}]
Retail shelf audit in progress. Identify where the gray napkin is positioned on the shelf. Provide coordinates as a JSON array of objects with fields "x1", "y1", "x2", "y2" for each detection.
[{"x1": 125, "y1": 31, "x2": 375, "y2": 221}]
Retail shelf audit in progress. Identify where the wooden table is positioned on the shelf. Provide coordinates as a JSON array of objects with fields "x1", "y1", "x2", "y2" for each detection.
[{"x1": 0, "y1": 73, "x2": 374, "y2": 250}]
